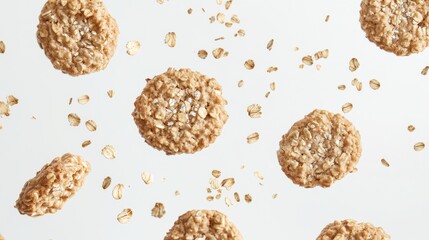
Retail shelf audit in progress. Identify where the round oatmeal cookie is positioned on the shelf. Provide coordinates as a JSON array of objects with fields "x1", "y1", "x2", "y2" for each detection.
[
  {"x1": 360, "y1": 0, "x2": 429, "y2": 56},
  {"x1": 277, "y1": 109, "x2": 361, "y2": 188},
  {"x1": 132, "y1": 68, "x2": 229, "y2": 155},
  {"x1": 15, "y1": 153, "x2": 91, "y2": 217},
  {"x1": 316, "y1": 219, "x2": 390, "y2": 240},
  {"x1": 164, "y1": 210, "x2": 243, "y2": 240},
  {"x1": 37, "y1": 0, "x2": 119, "y2": 76}
]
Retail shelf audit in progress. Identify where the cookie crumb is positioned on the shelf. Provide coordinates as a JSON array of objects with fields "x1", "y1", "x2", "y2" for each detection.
[{"x1": 151, "y1": 202, "x2": 166, "y2": 218}]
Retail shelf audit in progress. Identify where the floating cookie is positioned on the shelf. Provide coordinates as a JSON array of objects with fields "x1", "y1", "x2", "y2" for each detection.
[
  {"x1": 132, "y1": 68, "x2": 229, "y2": 155},
  {"x1": 37, "y1": 0, "x2": 119, "y2": 76},
  {"x1": 360, "y1": 0, "x2": 429, "y2": 56},
  {"x1": 164, "y1": 210, "x2": 243, "y2": 240},
  {"x1": 15, "y1": 153, "x2": 91, "y2": 217},
  {"x1": 316, "y1": 219, "x2": 390, "y2": 240},
  {"x1": 277, "y1": 109, "x2": 361, "y2": 188}
]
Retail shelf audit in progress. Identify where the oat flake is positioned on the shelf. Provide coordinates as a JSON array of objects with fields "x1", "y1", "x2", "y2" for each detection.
[
  {"x1": 102, "y1": 176, "x2": 112, "y2": 189},
  {"x1": 117, "y1": 208, "x2": 133, "y2": 224},
  {"x1": 85, "y1": 120, "x2": 97, "y2": 132},
  {"x1": 6, "y1": 95, "x2": 19, "y2": 106},
  {"x1": 408, "y1": 125, "x2": 415, "y2": 132},
  {"x1": 141, "y1": 172, "x2": 154, "y2": 184},
  {"x1": 267, "y1": 39, "x2": 274, "y2": 51},
  {"x1": 102, "y1": 145, "x2": 116, "y2": 159},
  {"x1": 414, "y1": 142, "x2": 425, "y2": 151},
  {"x1": 244, "y1": 194, "x2": 252, "y2": 203},
  {"x1": 126, "y1": 40, "x2": 141, "y2": 56},
  {"x1": 81, "y1": 140, "x2": 91, "y2": 148},
  {"x1": 165, "y1": 32, "x2": 176, "y2": 47},
  {"x1": 67, "y1": 113, "x2": 81, "y2": 126},
  {"x1": 381, "y1": 159, "x2": 390, "y2": 167},
  {"x1": 247, "y1": 104, "x2": 262, "y2": 118},
  {"x1": 369, "y1": 79, "x2": 380, "y2": 90},
  {"x1": 342, "y1": 102, "x2": 353, "y2": 113},
  {"x1": 244, "y1": 59, "x2": 255, "y2": 70},
  {"x1": 78, "y1": 95, "x2": 90, "y2": 105},
  {"x1": 112, "y1": 184, "x2": 124, "y2": 200},
  {"x1": 0, "y1": 41, "x2": 5, "y2": 54},
  {"x1": 151, "y1": 202, "x2": 166, "y2": 218},
  {"x1": 247, "y1": 132, "x2": 259, "y2": 144},
  {"x1": 349, "y1": 58, "x2": 360, "y2": 72}
]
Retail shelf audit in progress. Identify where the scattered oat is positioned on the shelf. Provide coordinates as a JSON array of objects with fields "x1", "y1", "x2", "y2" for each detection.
[
  {"x1": 270, "y1": 82, "x2": 276, "y2": 91},
  {"x1": 238, "y1": 80, "x2": 244, "y2": 88},
  {"x1": 209, "y1": 16, "x2": 216, "y2": 23},
  {"x1": 244, "y1": 194, "x2": 252, "y2": 203},
  {"x1": 0, "y1": 123, "x2": 3, "y2": 130},
  {"x1": 254, "y1": 171, "x2": 264, "y2": 181},
  {"x1": 215, "y1": 193, "x2": 222, "y2": 200},
  {"x1": 225, "y1": 0, "x2": 232, "y2": 9},
  {"x1": 325, "y1": 15, "x2": 330, "y2": 22},
  {"x1": 408, "y1": 125, "x2": 415, "y2": 132},
  {"x1": 351, "y1": 78, "x2": 359, "y2": 86},
  {"x1": 233, "y1": 192, "x2": 240, "y2": 202},
  {"x1": 302, "y1": 55, "x2": 313, "y2": 66},
  {"x1": 112, "y1": 184, "x2": 124, "y2": 200},
  {"x1": 82, "y1": 140, "x2": 91, "y2": 148},
  {"x1": 231, "y1": 15, "x2": 240, "y2": 24},
  {"x1": 187, "y1": 8, "x2": 193, "y2": 14},
  {"x1": 216, "y1": 0, "x2": 223, "y2": 5},
  {"x1": 207, "y1": 196, "x2": 214, "y2": 201},
  {"x1": 414, "y1": 142, "x2": 425, "y2": 151},
  {"x1": 294, "y1": 47, "x2": 300, "y2": 51},
  {"x1": 197, "y1": 50, "x2": 208, "y2": 59},
  {"x1": 421, "y1": 66, "x2": 429, "y2": 75},
  {"x1": 212, "y1": 170, "x2": 222, "y2": 178},
  {"x1": 225, "y1": 22, "x2": 233, "y2": 28},
  {"x1": 272, "y1": 193, "x2": 278, "y2": 199},
  {"x1": 102, "y1": 176, "x2": 112, "y2": 189},
  {"x1": 156, "y1": 0, "x2": 165, "y2": 4},
  {"x1": 107, "y1": 90, "x2": 115, "y2": 98},
  {"x1": 77, "y1": 95, "x2": 90, "y2": 105},
  {"x1": 381, "y1": 159, "x2": 390, "y2": 167},
  {"x1": 6, "y1": 95, "x2": 19, "y2": 106},
  {"x1": 214, "y1": 36, "x2": 225, "y2": 41},
  {"x1": 0, "y1": 102, "x2": 10, "y2": 118},
  {"x1": 101, "y1": 145, "x2": 116, "y2": 159},
  {"x1": 265, "y1": 92, "x2": 271, "y2": 98},
  {"x1": 316, "y1": 64, "x2": 322, "y2": 71},
  {"x1": 212, "y1": 48, "x2": 227, "y2": 59},
  {"x1": 0, "y1": 233, "x2": 4, "y2": 240},
  {"x1": 117, "y1": 208, "x2": 133, "y2": 224},
  {"x1": 235, "y1": 29, "x2": 245, "y2": 37},
  {"x1": 369, "y1": 79, "x2": 381, "y2": 90},
  {"x1": 247, "y1": 104, "x2": 262, "y2": 118},
  {"x1": 69, "y1": 97, "x2": 73, "y2": 105},
  {"x1": 244, "y1": 59, "x2": 255, "y2": 70},
  {"x1": 209, "y1": 178, "x2": 221, "y2": 190},
  {"x1": 67, "y1": 113, "x2": 81, "y2": 126},
  {"x1": 164, "y1": 32, "x2": 176, "y2": 47},
  {"x1": 175, "y1": 190, "x2": 180, "y2": 196},
  {"x1": 247, "y1": 132, "x2": 259, "y2": 144},
  {"x1": 151, "y1": 202, "x2": 166, "y2": 218},
  {"x1": 225, "y1": 197, "x2": 233, "y2": 207},
  {"x1": 338, "y1": 85, "x2": 346, "y2": 90},
  {"x1": 216, "y1": 12, "x2": 225, "y2": 24},
  {"x1": 349, "y1": 58, "x2": 360, "y2": 72},
  {"x1": 267, "y1": 66, "x2": 278, "y2": 73},
  {"x1": 126, "y1": 41, "x2": 141, "y2": 56},
  {"x1": 356, "y1": 81, "x2": 363, "y2": 91},
  {"x1": 85, "y1": 120, "x2": 97, "y2": 132},
  {"x1": 221, "y1": 178, "x2": 235, "y2": 190},
  {"x1": 299, "y1": 64, "x2": 304, "y2": 69},
  {"x1": 141, "y1": 172, "x2": 154, "y2": 184},
  {"x1": 267, "y1": 39, "x2": 274, "y2": 51},
  {"x1": 314, "y1": 49, "x2": 329, "y2": 60},
  {"x1": 342, "y1": 102, "x2": 353, "y2": 113},
  {"x1": 0, "y1": 41, "x2": 5, "y2": 54}
]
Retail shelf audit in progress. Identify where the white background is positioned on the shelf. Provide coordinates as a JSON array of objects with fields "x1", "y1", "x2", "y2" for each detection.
[{"x1": 1, "y1": 0, "x2": 429, "y2": 239}]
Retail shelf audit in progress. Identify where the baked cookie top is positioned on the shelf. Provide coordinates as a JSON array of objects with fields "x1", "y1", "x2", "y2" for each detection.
[
  {"x1": 360, "y1": 0, "x2": 429, "y2": 56},
  {"x1": 316, "y1": 219, "x2": 390, "y2": 240},
  {"x1": 277, "y1": 109, "x2": 361, "y2": 188},
  {"x1": 164, "y1": 210, "x2": 243, "y2": 240},
  {"x1": 37, "y1": 0, "x2": 119, "y2": 76},
  {"x1": 132, "y1": 68, "x2": 229, "y2": 155},
  {"x1": 15, "y1": 153, "x2": 91, "y2": 217}
]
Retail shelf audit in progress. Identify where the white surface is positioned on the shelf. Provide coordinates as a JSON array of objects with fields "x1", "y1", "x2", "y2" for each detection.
[{"x1": 1, "y1": 0, "x2": 429, "y2": 239}]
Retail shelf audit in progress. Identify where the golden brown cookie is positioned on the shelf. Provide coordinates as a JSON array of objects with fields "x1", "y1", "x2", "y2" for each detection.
[
  {"x1": 360, "y1": 0, "x2": 429, "y2": 56},
  {"x1": 15, "y1": 153, "x2": 91, "y2": 217},
  {"x1": 277, "y1": 109, "x2": 361, "y2": 188},
  {"x1": 164, "y1": 210, "x2": 243, "y2": 240},
  {"x1": 132, "y1": 68, "x2": 229, "y2": 155},
  {"x1": 37, "y1": 0, "x2": 119, "y2": 76},
  {"x1": 316, "y1": 219, "x2": 390, "y2": 240}
]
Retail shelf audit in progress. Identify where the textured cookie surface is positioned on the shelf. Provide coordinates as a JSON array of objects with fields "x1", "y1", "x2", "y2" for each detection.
[
  {"x1": 317, "y1": 219, "x2": 390, "y2": 240},
  {"x1": 360, "y1": 0, "x2": 429, "y2": 56},
  {"x1": 15, "y1": 153, "x2": 91, "y2": 217},
  {"x1": 37, "y1": 0, "x2": 119, "y2": 76},
  {"x1": 132, "y1": 68, "x2": 229, "y2": 155},
  {"x1": 164, "y1": 210, "x2": 243, "y2": 240},
  {"x1": 277, "y1": 109, "x2": 361, "y2": 188}
]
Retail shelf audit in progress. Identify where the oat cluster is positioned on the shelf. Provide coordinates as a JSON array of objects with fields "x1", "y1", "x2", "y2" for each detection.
[
  {"x1": 360, "y1": 0, "x2": 429, "y2": 56},
  {"x1": 316, "y1": 219, "x2": 390, "y2": 240},
  {"x1": 15, "y1": 153, "x2": 91, "y2": 217},
  {"x1": 164, "y1": 210, "x2": 243, "y2": 240},
  {"x1": 132, "y1": 68, "x2": 229, "y2": 155},
  {"x1": 37, "y1": 0, "x2": 119, "y2": 76},
  {"x1": 277, "y1": 109, "x2": 362, "y2": 188}
]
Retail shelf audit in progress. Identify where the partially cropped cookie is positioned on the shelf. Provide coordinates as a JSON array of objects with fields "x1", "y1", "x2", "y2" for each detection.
[
  {"x1": 37, "y1": 0, "x2": 119, "y2": 76},
  {"x1": 316, "y1": 219, "x2": 390, "y2": 240},
  {"x1": 360, "y1": 0, "x2": 429, "y2": 56},
  {"x1": 132, "y1": 68, "x2": 229, "y2": 155},
  {"x1": 164, "y1": 210, "x2": 243, "y2": 240},
  {"x1": 277, "y1": 109, "x2": 361, "y2": 188},
  {"x1": 15, "y1": 153, "x2": 91, "y2": 217}
]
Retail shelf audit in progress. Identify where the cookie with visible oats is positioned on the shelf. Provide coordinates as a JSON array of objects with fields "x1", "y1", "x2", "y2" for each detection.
[
  {"x1": 164, "y1": 210, "x2": 243, "y2": 240},
  {"x1": 37, "y1": 0, "x2": 119, "y2": 76},
  {"x1": 132, "y1": 68, "x2": 229, "y2": 155},
  {"x1": 15, "y1": 153, "x2": 91, "y2": 217},
  {"x1": 277, "y1": 109, "x2": 361, "y2": 188},
  {"x1": 360, "y1": 0, "x2": 429, "y2": 56},
  {"x1": 316, "y1": 219, "x2": 390, "y2": 240}
]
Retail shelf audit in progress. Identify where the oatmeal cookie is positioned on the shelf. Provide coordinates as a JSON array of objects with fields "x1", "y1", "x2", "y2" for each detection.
[
  {"x1": 360, "y1": 0, "x2": 429, "y2": 56},
  {"x1": 37, "y1": 0, "x2": 119, "y2": 76},
  {"x1": 15, "y1": 153, "x2": 91, "y2": 217},
  {"x1": 132, "y1": 68, "x2": 229, "y2": 155},
  {"x1": 164, "y1": 210, "x2": 243, "y2": 240},
  {"x1": 317, "y1": 219, "x2": 390, "y2": 240},
  {"x1": 277, "y1": 109, "x2": 361, "y2": 188}
]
